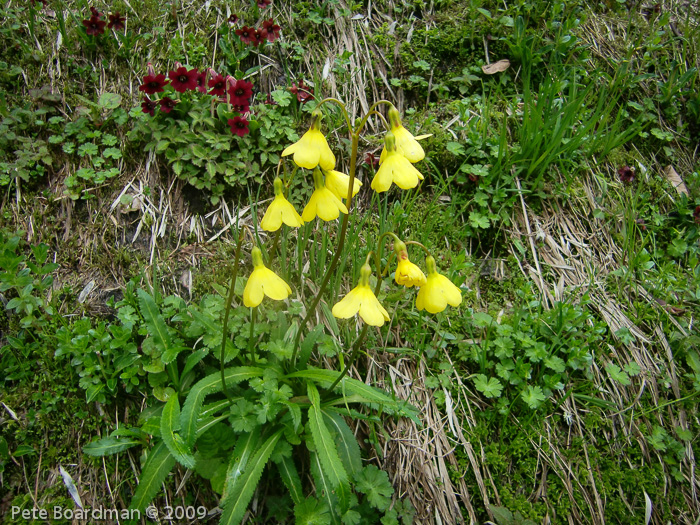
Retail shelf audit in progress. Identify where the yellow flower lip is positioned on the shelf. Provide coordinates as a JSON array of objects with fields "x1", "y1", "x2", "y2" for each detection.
[
  {"x1": 371, "y1": 147, "x2": 424, "y2": 193},
  {"x1": 415, "y1": 256, "x2": 462, "y2": 313},
  {"x1": 281, "y1": 115, "x2": 335, "y2": 170},
  {"x1": 243, "y1": 247, "x2": 292, "y2": 307},
  {"x1": 394, "y1": 253, "x2": 427, "y2": 287},
  {"x1": 260, "y1": 193, "x2": 304, "y2": 231},
  {"x1": 302, "y1": 169, "x2": 348, "y2": 221},
  {"x1": 332, "y1": 264, "x2": 390, "y2": 326}
]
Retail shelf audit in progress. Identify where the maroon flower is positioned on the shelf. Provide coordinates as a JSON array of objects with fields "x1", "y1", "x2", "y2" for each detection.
[
  {"x1": 228, "y1": 116, "x2": 250, "y2": 137},
  {"x1": 250, "y1": 29, "x2": 265, "y2": 47},
  {"x1": 139, "y1": 73, "x2": 168, "y2": 95},
  {"x1": 82, "y1": 15, "x2": 107, "y2": 36},
  {"x1": 228, "y1": 14, "x2": 239, "y2": 24},
  {"x1": 208, "y1": 73, "x2": 227, "y2": 97},
  {"x1": 228, "y1": 79, "x2": 253, "y2": 106},
  {"x1": 235, "y1": 26, "x2": 257, "y2": 45},
  {"x1": 261, "y1": 19, "x2": 281, "y2": 42},
  {"x1": 265, "y1": 93, "x2": 277, "y2": 105},
  {"x1": 141, "y1": 96, "x2": 157, "y2": 116},
  {"x1": 290, "y1": 80, "x2": 313, "y2": 103},
  {"x1": 159, "y1": 97, "x2": 178, "y2": 114},
  {"x1": 257, "y1": 0, "x2": 271, "y2": 8},
  {"x1": 168, "y1": 66, "x2": 199, "y2": 93},
  {"x1": 90, "y1": 6, "x2": 102, "y2": 18},
  {"x1": 618, "y1": 166, "x2": 635, "y2": 184},
  {"x1": 364, "y1": 152, "x2": 379, "y2": 167},
  {"x1": 195, "y1": 70, "x2": 208, "y2": 93},
  {"x1": 231, "y1": 103, "x2": 250, "y2": 114},
  {"x1": 694, "y1": 206, "x2": 700, "y2": 225},
  {"x1": 107, "y1": 12, "x2": 126, "y2": 31}
]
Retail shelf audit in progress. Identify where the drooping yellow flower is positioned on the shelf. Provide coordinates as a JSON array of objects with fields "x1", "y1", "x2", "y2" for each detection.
[
  {"x1": 332, "y1": 263, "x2": 390, "y2": 327},
  {"x1": 281, "y1": 110, "x2": 335, "y2": 170},
  {"x1": 371, "y1": 131, "x2": 424, "y2": 193},
  {"x1": 323, "y1": 169, "x2": 362, "y2": 201},
  {"x1": 379, "y1": 106, "x2": 425, "y2": 164},
  {"x1": 393, "y1": 240, "x2": 427, "y2": 287},
  {"x1": 243, "y1": 247, "x2": 292, "y2": 307},
  {"x1": 302, "y1": 168, "x2": 348, "y2": 222},
  {"x1": 415, "y1": 256, "x2": 462, "y2": 313},
  {"x1": 260, "y1": 178, "x2": 304, "y2": 231}
]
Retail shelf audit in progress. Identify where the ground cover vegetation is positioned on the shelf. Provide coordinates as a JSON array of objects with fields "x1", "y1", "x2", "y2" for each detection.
[{"x1": 0, "y1": 0, "x2": 699, "y2": 523}]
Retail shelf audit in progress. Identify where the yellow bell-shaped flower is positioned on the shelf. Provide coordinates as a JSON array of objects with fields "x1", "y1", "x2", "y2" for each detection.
[
  {"x1": 281, "y1": 110, "x2": 335, "y2": 170},
  {"x1": 302, "y1": 168, "x2": 348, "y2": 222},
  {"x1": 323, "y1": 169, "x2": 362, "y2": 201},
  {"x1": 332, "y1": 263, "x2": 390, "y2": 327},
  {"x1": 379, "y1": 106, "x2": 425, "y2": 164},
  {"x1": 371, "y1": 131, "x2": 424, "y2": 193},
  {"x1": 393, "y1": 240, "x2": 426, "y2": 287},
  {"x1": 260, "y1": 178, "x2": 304, "y2": 231},
  {"x1": 415, "y1": 256, "x2": 462, "y2": 313},
  {"x1": 243, "y1": 247, "x2": 292, "y2": 307}
]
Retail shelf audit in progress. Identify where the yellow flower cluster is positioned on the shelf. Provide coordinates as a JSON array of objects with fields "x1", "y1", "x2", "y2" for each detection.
[{"x1": 244, "y1": 104, "x2": 461, "y2": 324}]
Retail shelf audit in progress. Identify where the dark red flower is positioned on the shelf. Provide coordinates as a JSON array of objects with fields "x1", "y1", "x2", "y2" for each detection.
[
  {"x1": 228, "y1": 116, "x2": 250, "y2": 137},
  {"x1": 90, "y1": 6, "x2": 102, "y2": 18},
  {"x1": 231, "y1": 103, "x2": 250, "y2": 114},
  {"x1": 139, "y1": 73, "x2": 168, "y2": 95},
  {"x1": 228, "y1": 14, "x2": 239, "y2": 24},
  {"x1": 107, "y1": 12, "x2": 126, "y2": 31},
  {"x1": 364, "y1": 152, "x2": 379, "y2": 167},
  {"x1": 694, "y1": 206, "x2": 700, "y2": 225},
  {"x1": 618, "y1": 166, "x2": 635, "y2": 184},
  {"x1": 208, "y1": 73, "x2": 227, "y2": 97},
  {"x1": 159, "y1": 97, "x2": 178, "y2": 114},
  {"x1": 168, "y1": 66, "x2": 199, "y2": 93},
  {"x1": 228, "y1": 79, "x2": 254, "y2": 106},
  {"x1": 141, "y1": 96, "x2": 157, "y2": 116},
  {"x1": 257, "y1": 0, "x2": 271, "y2": 8},
  {"x1": 195, "y1": 70, "x2": 208, "y2": 93},
  {"x1": 265, "y1": 93, "x2": 277, "y2": 105},
  {"x1": 261, "y1": 19, "x2": 281, "y2": 42},
  {"x1": 235, "y1": 26, "x2": 256, "y2": 45},
  {"x1": 82, "y1": 15, "x2": 107, "y2": 36},
  {"x1": 290, "y1": 80, "x2": 313, "y2": 103},
  {"x1": 250, "y1": 29, "x2": 265, "y2": 47}
]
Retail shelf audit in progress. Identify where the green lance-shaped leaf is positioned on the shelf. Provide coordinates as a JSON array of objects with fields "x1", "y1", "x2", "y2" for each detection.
[
  {"x1": 219, "y1": 429, "x2": 283, "y2": 525},
  {"x1": 82, "y1": 436, "x2": 140, "y2": 457},
  {"x1": 322, "y1": 409, "x2": 362, "y2": 476},
  {"x1": 310, "y1": 451, "x2": 341, "y2": 525},
  {"x1": 160, "y1": 395, "x2": 196, "y2": 469},
  {"x1": 277, "y1": 456, "x2": 303, "y2": 506},
  {"x1": 224, "y1": 429, "x2": 260, "y2": 493},
  {"x1": 128, "y1": 441, "x2": 176, "y2": 513},
  {"x1": 288, "y1": 369, "x2": 399, "y2": 408},
  {"x1": 307, "y1": 383, "x2": 350, "y2": 513},
  {"x1": 137, "y1": 289, "x2": 173, "y2": 356},
  {"x1": 180, "y1": 366, "x2": 264, "y2": 447}
]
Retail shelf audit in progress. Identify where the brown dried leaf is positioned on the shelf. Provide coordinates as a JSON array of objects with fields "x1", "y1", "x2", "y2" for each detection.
[
  {"x1": 481, "y1": 59, "x2": 510, "y2": 74},
  {"x1": 663, "y1": 165, "x2": 688, "y2": 196}
]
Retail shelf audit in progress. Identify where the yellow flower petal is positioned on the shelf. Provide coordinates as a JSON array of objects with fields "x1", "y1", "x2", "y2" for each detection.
[
  {"x1": 395, "y1": 258, "x2": 427, "y2": 287},
  {"x1": 260, "y1": 195, "x2": 304, "y2": 231},
  {"x1": 379, "y1": 125, "x2": 426, "y2": 164},
  {"x1": 324, "y1": 170, "x2": 362, "y2": 200},
  {"x1": 302, "y1": 187, "x2": 347, "y2": 222},
  {"x1": 416, "y1": 272, "x2": 462, "y2": 313},
  {"x1": 332, "y1": 284, "x2": 388, "y2": 327},
  {"x1": 243, "y1": 265, "x2": 292, "y2": 307},
  {"x1": 282, "y1": 128, "x2": 335, "y2": 170},
  {"x1": 371, "y1": 150, "x2": 423, "y2": 192}
]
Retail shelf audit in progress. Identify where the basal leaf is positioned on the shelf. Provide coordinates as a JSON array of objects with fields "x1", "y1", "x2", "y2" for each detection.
[
  {"x1": 219, "y1": 430, "x2": 283, "y2": 525},
  {"x1": 137, "y1": 289, "x2": 172, "y2": 354},
  {"x1": 181, "y1": 366, "x2": 264, "y2": 445},
  {"x1": 277, "y1": 456, "x2": 303, "y2": 506},
  {"x1": 160, "y1": 395, "x2": 196, "y2": 469},
  {"x1": 322, "y1": 409, "x2": 362, "y2": 476},
  {"x1": 82, "y1": 436, "x2": 140, "y2": 456},
  {"x1": 128, "y1": 441, "x2": 176, "y2": 513}
]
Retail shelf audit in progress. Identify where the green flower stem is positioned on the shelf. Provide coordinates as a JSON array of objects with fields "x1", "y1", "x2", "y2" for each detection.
[
  {"x1": 326, "y1": 260, "x2": 384, "y2": 393},
  {"x1": 220, "y1": 231, "x2": 245, "y2": 404},
  {"x1": 291, "y1": 100, "x2": 393, "y2": 363},
  {"x1": 247, "y1": 307, "x2": 257, "y2": 365},
  {"x1": 405, "y1": 240, "x2": 433, "y2": 258}
]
